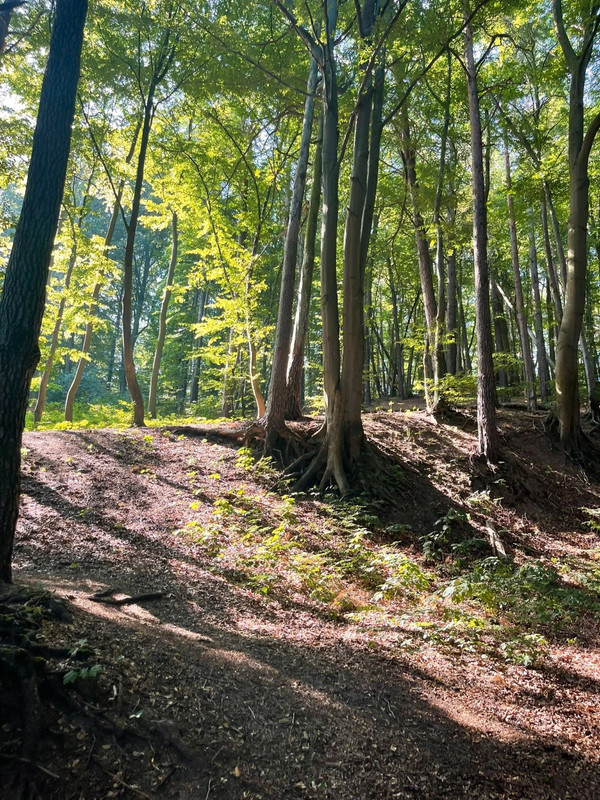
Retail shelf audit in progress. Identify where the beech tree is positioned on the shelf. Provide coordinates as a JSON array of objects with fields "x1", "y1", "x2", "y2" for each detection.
[
  {"x1": 552, "y1": 0, "x2": 600, "y2": 451},
  {"x1": 0, "y1": 0, "x2": 87, "y2": 582}
]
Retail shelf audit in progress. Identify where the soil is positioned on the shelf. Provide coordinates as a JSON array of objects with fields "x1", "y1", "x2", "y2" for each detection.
[{"x1": 3, "y1": 405, "x2": 600, "y2": 799}]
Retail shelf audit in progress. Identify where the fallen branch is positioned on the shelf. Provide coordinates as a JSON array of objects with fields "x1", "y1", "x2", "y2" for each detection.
[{"x1": 88, "y1": 590, "x2": 164, "y2": 606}]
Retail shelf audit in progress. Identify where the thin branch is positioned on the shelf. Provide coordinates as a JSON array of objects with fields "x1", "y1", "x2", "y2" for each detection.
[{"x1": 382, "y1": 0, "x2": 493, "y2": 127}]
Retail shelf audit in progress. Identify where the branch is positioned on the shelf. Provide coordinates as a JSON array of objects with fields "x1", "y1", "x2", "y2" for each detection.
[
  {"x1": 338, "y1": 0, "x2": 409, "y2": 165},
  {"x1": 552, "y1": 0, "x2": 576, "y2": 70},
  {"x1": 200, "y1": 21, "x2": 312, "y2": 97},
  {"x1": 382, "y1": 0, "x2": 492, "y2": 127},
  {"x1": 272, "y1": 0, "x2": 322, "y2": 63},
  {"x1": 581, "y1": 110, "x2": 600, "y2": 165}
]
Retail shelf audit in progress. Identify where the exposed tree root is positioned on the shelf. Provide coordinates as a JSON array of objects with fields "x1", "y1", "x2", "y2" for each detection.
[
  {"x1": 0, "y1": 589, "x2": 74, "y2": 800},
  {"x1": 542, "y1": 410, "x2": 600, "y2": 477}
]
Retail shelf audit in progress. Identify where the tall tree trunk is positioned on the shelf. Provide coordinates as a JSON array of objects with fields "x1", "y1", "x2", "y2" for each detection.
[
  {"x1": 33, "y1": 235, "x2": 77, "y2": 422},
  {"x1": 148, "y1": 211, "x2": 178, "y2": 419},
  {"x1": 286, "y1": 117, "x2": 323, "y2": 420},
  {"x1": 433, "y1": 52, "x2": 452, "y2": 383},
  {"x1": 122, "y1": 27, "x2": 176, "y2": 427},
  {"x1": 401, "y1": 105, "x2": 442, "y2": 409},
  {"x1": 339, "y1": 0, "x2": 382, "y2": 473},
  {"x1": 122, "y1": 97, "x2": 156, "y2": 427},
  {"x1": 580, "y1": 330, "x2": 599, "y2": 420},
  {"x1": 132, "y1": 241, "x2": 152, "y2": 348},
  {"x1": 505, "y1": 146, "x2": 536, "y2": 409},
  {"x1": 552, "y1": 0, "x2": 600, "y2": 449},
  {"x1": 528, "y1": 216, "x2": 550, "y2": 404},
  {"x1": 540, "y1": 194, "x2": 563, "y2": 324},
  {"x1": 190, "y1": 287, "x2": 208, "y2": 405},
  {"x1": 264, "y1": 57, "x2": 318, "y2": 449},
  {"x1": 64, "y1": 119, "x2": 141, "y2": 419},
  {"x1": 65, "y1": 190, "x2": 122, "y2": 422},
  {"x1": 106, "y1": 284, "x2": 123, "y2": 389},
  {"x1": 446, "y1": 248, "x2": 458, "y2": 375},
  {"x1": 490, "y1": 273, "x2": 510, "y2": 389},
  {"x1": 464, "y1": 15, "x2": 499, "y2": 460},
  {"x1": 0, "y1": 0, "x2": 87, "y2": 583}
]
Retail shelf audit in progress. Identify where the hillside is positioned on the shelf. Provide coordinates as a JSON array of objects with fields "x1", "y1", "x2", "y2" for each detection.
[{"x1": 2, "y1": 406, "x2": 600, "y2": 799}]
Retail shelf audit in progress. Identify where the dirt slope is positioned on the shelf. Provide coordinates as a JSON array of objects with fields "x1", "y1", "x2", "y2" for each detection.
[{"x1": 2, "y1": 407, "x2": 600, "y2": 799}]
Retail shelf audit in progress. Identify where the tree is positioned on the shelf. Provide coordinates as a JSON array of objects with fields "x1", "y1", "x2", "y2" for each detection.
[
  {"x1": 263, "y1": 55, "x2": 319, "y2": 454},
  {"x1": 464, "y1": 11, "x2": 499, "y2": 460},
  {"x1": 552, "y1": 0, "x2": 600, "y2": 451},
  {"x1": 0, "y1": 0, "x2": 87, "y2": 582}
]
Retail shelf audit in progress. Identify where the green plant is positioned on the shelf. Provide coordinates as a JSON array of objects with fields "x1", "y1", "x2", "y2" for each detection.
[
  {"x1": 64, "y1": 664, "x2": 103, "y2": 685},
  {"x1": 421, "y1": 508, "x2": 468, "y2": 561},
  {"x1": 63, "y1": 639, "x2": 102, "y2": 685}
]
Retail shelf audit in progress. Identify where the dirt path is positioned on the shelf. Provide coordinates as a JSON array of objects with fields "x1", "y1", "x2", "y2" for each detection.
[{"x1": 4, "y1": 414, "x2": 600, "y2": 798}]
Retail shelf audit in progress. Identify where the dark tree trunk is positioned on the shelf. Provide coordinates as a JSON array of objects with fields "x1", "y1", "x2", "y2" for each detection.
[
  {"x1": 0, "y1": 0, "x2": 87, "y2": 583},
  {"x1": 552, "y1": 0, "x2": 600, "y2": 449},
  {"x1": 464, "y1": 15, "x2": 499, "y2": 460},
  {"x1": 264, "y1": 57, "x2": 318, "y2": 450}
]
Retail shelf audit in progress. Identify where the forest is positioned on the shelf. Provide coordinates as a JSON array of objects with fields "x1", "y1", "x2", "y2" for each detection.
[{"x1": 2, "y1": 0, "x2": 600, "y2": 798}]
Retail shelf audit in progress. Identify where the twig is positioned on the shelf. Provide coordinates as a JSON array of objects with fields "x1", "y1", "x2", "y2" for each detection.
[{"x1": 0, "y1": 754, "x2": 59, "y2": 780}]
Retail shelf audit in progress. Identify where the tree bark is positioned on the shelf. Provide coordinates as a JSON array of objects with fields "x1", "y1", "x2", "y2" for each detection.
[
  {"x1": 401, "y1": 105, "x2": 442, "y2": 409},
  {"x1": 286, "y1": 117, "x2": 323, "y2": 420},
  {"x1": 64, "y1": 188, "x2": 122, "y2": 422},
  {"x1": 0, "y1": 0, "x2": 87, "y2": 582},
  {"x1": 552, "y1": 0, "x2": 600, "y2": 449},
  {"x1": 190, "y1": 287, "x2": 208, "y2": 405},
  {"x1": 64, "y1": 117, "x2": 141, "y2": 420},
  {"x1": 464, "y1": 14, "x2": 499, "y2": 460},
  {"x1": 148, "y1": 211, "x2": 178, "y2": 419},
  {"x1": 504, "y1": 146, "x2": 536, "y2": 409},
  {"x1": 33, "y1": 231, "x2": 77, "y2": 422},
  {"x1": 264, "y1": 56, "x2": 318, "y2": 450},
  {"x1": 527, "y1": 216, "x2": 550, "y2": 403}
]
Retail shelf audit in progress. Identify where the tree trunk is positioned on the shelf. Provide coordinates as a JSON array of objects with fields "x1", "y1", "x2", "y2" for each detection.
[
  {"x1": 132, "y1": 241, "x2": 152, "y2": 348},
  {"x1": 65, "y1": 189, "x2": 122, "y2": 422},
  {"x1": 64, "y1": 117, "x2": 141, "y2": 419},
  {"x1": 505, "y1": 146, "x2": 536, "y2": 409},
  {"x1": 446, "y1": 248, "x2": 458, "y2": 375},
  {"x1": 190, "y1": 287, "x2": 208, "y2": 405},
  {"x1": 122, "y1": 97, "x2": 156, "y2": 427},
  {"x1": 264, "y1": 57, "x2": 318, "y2": 449},
  {"x1": 527, "y1": 217, "x2": 550, "y2": 404},
  {"x1": 148, "y1": 211, "x2": 178, "y2": 419},
  {"x1": 0, "y1": 0, "x2": 87, "y2": 583},
  {"x1": 401, "y1": 105, "x2": 442, "y2": 409},
  {"x1": 286, "y1": 117, "x2": 322, "y2": 420},
  {"x1": 33, "y1": 236, "x2": 77, "y2": 422},
  {"x1": 552, "y1": 0, "x2": 600, "y2": 449},
  {"x1": 464, "y1": 15, "x2": 499, "y2": 460}
]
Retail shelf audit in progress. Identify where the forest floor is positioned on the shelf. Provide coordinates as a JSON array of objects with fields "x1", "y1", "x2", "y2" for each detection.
[{"x1": 3, "y1": 403, "x2": 600, "y2": 799}]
